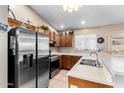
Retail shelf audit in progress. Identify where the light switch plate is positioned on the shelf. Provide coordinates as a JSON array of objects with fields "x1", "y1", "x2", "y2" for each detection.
[{"x1": 0, "y1": 22, "x2": 8, "y2": 32}]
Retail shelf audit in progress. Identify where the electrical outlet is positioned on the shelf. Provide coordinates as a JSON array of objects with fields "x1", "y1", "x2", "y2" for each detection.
[{"x1": 0, "y1": 23, "x2": 8, "y2": 32}]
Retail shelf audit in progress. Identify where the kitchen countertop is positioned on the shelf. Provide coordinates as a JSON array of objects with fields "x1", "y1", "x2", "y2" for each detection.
[
  {"x1": 51, "y1": 51, "x2": 124, "y2": 76},
  {"x1": 67, "y1": 56, "x2": 114, "y2": 86},
  {"x1": 51, "y1": 51, "x2": 124, "y2": 87}
]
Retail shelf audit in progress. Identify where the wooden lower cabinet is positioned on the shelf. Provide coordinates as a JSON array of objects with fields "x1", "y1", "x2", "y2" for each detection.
[
  {"x1": 62, "y1": 55, "x2": 71, "y2": 69},
  {"x1": 71, "y1": 56, "x2": 81, "y2": 67},
  {"x1": 68, "y1": 76, "x2": 113, "y2": 88},
  {"x1": 62, "y1": 55, "x2": 81, "y2": 70},
  {"x1": 59, "y1": 56, "x2": 63, "y2": 69}
]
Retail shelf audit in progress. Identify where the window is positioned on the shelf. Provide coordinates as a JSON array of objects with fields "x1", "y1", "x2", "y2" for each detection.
[{"x1": 75, "y1": 34, "x2": 97, "y2": 51}]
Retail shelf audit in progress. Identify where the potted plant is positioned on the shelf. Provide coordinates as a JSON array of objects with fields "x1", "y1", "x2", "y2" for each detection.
[
  {"x1": 39, "y1": 25, "x2": 49, "y2": 31},
  {"x1": 68, "y1": 31, "x2": 74, "y2": 36}
]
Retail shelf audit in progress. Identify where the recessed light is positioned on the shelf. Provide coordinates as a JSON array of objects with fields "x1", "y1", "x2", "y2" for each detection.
[
  {"x1": 60, "y1": 25, "x2": 64, "y2": 28},
  {"x1": 81, "y1": 20, "x2": 86, "y2": 25}
]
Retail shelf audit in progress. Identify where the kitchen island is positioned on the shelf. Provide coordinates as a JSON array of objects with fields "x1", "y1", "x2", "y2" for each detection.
[{"x1": 67, "y1": 56, "x2": 114, "y2": 88}]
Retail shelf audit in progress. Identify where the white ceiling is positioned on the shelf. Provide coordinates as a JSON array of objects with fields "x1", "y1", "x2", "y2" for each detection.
[{"x1": 30, "y1": 5, "x2": 124, "y2": 31}]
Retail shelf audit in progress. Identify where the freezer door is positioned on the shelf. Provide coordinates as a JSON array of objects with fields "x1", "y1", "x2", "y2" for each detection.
[
  {"x1": 37, "y1": 56, "x2": 49, "y2": 88},
  {"x1": 37, "y1": 32, "x2": 50, "y2": 88}
]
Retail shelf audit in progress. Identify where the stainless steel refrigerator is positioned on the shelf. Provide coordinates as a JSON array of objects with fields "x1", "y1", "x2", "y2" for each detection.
[
  {"x1": 36, "y1": 32, "x2": 49, "y2": 88},
  {"x1": 8, "y1": 27, "x2": 49, "y2": 88}
]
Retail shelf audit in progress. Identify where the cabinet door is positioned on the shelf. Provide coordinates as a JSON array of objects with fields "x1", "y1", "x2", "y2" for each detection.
[
  {"x1": 62, "y1": 55, "x2": 72, "y2": 70},
  {"x1": 71, "y1": 56, "x2": 81, "y2": 68},
  {"x1": 71, "y1": 58, "x2": 79, "y2": 67},
  {"x1": 49, "y1": 32, "x2": 55, "y2": 41},
  {"x1": 54, "y1": 34, "x2": 61, "y2": 47},
  {"x1": 61, "y1": 35, "x2": 66, "y2": 47},
  {"x1": 66, "y1": 56, "x2": 72, "y2": 69},
  {"x1": 59, "y1": 56, "x2": 63, "y2": 69},
  {"x1": 66, "y1": 35, "x2": 72, "y2": 47},
  {"x1": 61, "y1": 35, "x2": 72, "y2": 47},
  {"x1": 62, "y1": 55, "x2": 81, "y2": 70},
  {"x1": 62, "y1": 55, "x2": 67, "y2": 69}
]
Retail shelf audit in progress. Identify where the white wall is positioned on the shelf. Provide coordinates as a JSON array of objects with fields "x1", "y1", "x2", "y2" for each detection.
[
  {"x1": 9, "y1": 5, "x2": 57, "y2": 33},
  {"x1": 0, "y1": 5, "x2": 8, "y2": 88},
  {"x1": 74, "y1": 24, "x2": 124, "y2": 53}
]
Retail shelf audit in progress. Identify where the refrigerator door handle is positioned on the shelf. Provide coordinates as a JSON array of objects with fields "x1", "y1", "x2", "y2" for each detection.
[{"x1": 29, "y1": 54, "x2": 33, "y2": 67}]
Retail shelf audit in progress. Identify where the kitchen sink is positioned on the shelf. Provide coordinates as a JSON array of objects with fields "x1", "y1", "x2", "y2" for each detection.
[{"x1": 80, "y1": 59, "x2": 102, "y2": 68}]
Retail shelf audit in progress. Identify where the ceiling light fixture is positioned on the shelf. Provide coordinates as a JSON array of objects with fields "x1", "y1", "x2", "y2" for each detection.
[
  {"x1": 60, "y1": 25, "x2": 64, "y2": 28},
  {"x1": 81, "y1": 20, "x2": 86, "y2": 25},
  {"x1": 63, "y1": 5, "x2": 82, "y2": 12}
]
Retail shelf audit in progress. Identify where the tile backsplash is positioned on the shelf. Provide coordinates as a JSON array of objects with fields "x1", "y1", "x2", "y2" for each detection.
[{"x1": 50, "y1": 47, "x2": 59, "y2": 53}]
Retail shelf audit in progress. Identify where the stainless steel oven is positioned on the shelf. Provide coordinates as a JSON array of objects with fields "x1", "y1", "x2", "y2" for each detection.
[{"x1": 49, "y1": 55, "x2": 60, "y2": 79}]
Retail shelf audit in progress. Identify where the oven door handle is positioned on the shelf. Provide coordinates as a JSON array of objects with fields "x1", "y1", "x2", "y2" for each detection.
[{"x1": 51, "y1": 58, "x2": 59, "y2": 62}]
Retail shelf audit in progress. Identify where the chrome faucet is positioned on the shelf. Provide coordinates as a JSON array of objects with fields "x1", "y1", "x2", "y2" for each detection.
[{"x1": 90, "y1": 52, "x2": 100, "y2": 67}]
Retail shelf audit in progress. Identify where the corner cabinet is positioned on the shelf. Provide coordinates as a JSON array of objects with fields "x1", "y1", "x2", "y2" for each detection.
[
  {"x1": 61, "y1": 55, "x2": 81, "y2": 70},
  {"x1": 62, "y1": 55, "x2": 72, "y2": 70},
  {"x1": 49, "y1": 33, "x2": 73, "y2": 48},
  {"x1": 61, "y1": 35, "x2": 72, "y2": 47}
]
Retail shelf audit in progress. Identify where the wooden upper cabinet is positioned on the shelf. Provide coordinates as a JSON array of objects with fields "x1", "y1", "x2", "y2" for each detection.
[
  {"x1": 49, "y1": 32, "x2": 55, "y2": 41},
  {"x1": 61, "y1": 35, "x2": 72, "y2": 47},
  {"x1": 61, "y1": 35, "x2": 67, "y2": 47},
  {"x1": 54, "y1": 34, "x2": 61, "y2": 47},
  {"x1": 66, "y1": 35, "x2": 72, "y2": 47}
]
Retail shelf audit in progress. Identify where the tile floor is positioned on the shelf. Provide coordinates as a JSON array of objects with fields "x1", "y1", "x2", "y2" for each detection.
[{"x1": 49, "y1": 70, "x2": 69, "y2": 88}]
